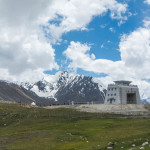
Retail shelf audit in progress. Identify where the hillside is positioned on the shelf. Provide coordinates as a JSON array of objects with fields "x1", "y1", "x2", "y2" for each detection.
[
  {"x1": 0, "y1": 81, "x2": 56, "y2": 106},
  {"x1": 0, "y1": 103, "x2": 150, "y2": 150},
  {"x1": 0, "y1": 71, "x2": 107, "y2": 105},
  {"x1": 0, "y1": 71, "x2": 149, "y2": 105},
  {"x1": 0, "y1": 81, "x2": 36, "y2": 104},
  {"x1": 21, "y1": 71, "x2": 106, "y2": 104}
]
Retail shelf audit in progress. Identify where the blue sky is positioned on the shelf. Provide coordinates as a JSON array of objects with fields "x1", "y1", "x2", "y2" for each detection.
[
  {"x1": 0, "y1": 0, "x2": 150, "y2": 97},
  {"x1": 44, "y1": 0, "x2": 150, "y2": 78}
]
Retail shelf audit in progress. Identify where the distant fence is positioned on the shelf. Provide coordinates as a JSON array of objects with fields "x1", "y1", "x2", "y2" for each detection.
[
  {"x1": 68, "y1": 101, "x2": 103, "y2": 105},
  {"x1": 46, "y1": 101, "x2": 103, "y2": 106}
]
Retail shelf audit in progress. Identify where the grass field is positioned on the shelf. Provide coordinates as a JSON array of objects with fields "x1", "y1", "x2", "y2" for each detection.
[{"x1": 0, "y1": 103, "x2": 150, "y2": 150}]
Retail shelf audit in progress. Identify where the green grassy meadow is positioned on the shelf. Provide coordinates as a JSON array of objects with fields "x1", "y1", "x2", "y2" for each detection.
[{"x1": 0, "y1": 103, "x2": 150, "y2": 150}]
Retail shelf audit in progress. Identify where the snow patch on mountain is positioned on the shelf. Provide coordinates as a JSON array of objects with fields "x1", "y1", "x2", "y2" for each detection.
[
  {"x1": 141, "y1": 94, "x2": 150, "y2": 104},
  {"x1": 92, "y1": 78, "x2": 106, "y2": 91},
  {"x1": 19, "y1": 71, "x2": 106, "y2": 103},
  {"x1": 21, "y1": 71, "x2": 78, "y2": 98},
  {"x1": 20, "y1": 82, "x2": 34, "y2": 90}
]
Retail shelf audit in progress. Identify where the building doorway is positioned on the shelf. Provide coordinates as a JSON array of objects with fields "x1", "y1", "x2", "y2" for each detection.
[
  {"x1": 127, "y1": 93, "x2": 136, "y2": 104},
  {"x1": 108, "y1": 98, "x2": 115, "y2": 104}
]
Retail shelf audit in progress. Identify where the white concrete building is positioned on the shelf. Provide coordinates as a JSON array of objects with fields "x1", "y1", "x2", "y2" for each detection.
[{"x1": 104, "y1": 81, "x2": 141, "y2": 104}]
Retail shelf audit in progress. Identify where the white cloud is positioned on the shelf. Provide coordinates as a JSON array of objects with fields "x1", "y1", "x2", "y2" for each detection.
[
  {"x1": 64, "y1": 41, "x2": 126, "y2": 77},
  {"x1": 144, "y1": 0, "x2": 150, "y2": 5},
  {"x1": 0, "y1": 0, "x2": 128, "y2": 81},
  {"x1": 119, "y1": 26, "x2": 150, "y2": 79},
  {"x1": 100, "y1": 24, "x2": 107, "y2": 29},
  {"x1": 0, "y1": 68, "x2": 45, "y2": 83},
  {"x1": 64, "y1": 20, "x2": 150, "y2": 97},
  {"x1": 0, "y1": 0, "x2": 59, "y2": 81},
  {"x1": 1, "y1": 0, "x2": 149, "y2": 99},
  {"x1": 143, "y1": 18, "x2": 150, "y2": 28},
  {"x1": 101, "y1": 44, "x2": 104, "y2": 48},
  {"x1": 109, "y1": 27, "x2": 115, "y2": 33},
  {"x1": 46, "y1": 0, "x2": 128, "y2": 42}
]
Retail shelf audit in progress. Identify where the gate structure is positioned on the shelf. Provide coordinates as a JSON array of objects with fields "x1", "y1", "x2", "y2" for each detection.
[{"x1": 104, "y1": 81, "x2": 141, "y2": 104}]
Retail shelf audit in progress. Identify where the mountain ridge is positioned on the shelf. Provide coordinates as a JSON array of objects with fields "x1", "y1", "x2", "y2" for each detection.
[
  {"x1": 0, "y1": 71, "x2": 149, "y2": 105},
  {"x1": 20, "y1": 71, "x2": 106, "y2": 104}
]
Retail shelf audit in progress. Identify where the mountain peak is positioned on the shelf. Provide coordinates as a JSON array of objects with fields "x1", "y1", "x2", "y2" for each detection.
[
  {"x1": 55, "y1": 70, "x2": 69, "y2": 77},
  {"x1": 19, "y1": 71, "x2": 106, "y2": 104}
]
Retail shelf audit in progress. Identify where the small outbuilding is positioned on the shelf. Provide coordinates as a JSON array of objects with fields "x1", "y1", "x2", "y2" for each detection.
[{"x1": 104, "y1": 81, "x2": 141, "y2": 104}]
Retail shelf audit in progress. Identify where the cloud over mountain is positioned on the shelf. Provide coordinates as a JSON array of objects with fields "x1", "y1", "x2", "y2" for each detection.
[
  {"x1": 0, "y1": 0, "x2": 127, "y2": 81},
  {"x1": 64, "y1": 20, "x2": 150, "y2": 98},
  {"x1": 0, "y1": 0, "x2": 150, "y2": 99}
]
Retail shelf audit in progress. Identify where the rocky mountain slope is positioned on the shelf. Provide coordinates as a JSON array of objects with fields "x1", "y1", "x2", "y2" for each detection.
[
  {"x1": 142, "y1": 98, "x2": 150, "y2": 104},
  {"x1": 0, "y1": 80, "x2": 36, "y2": 104},
  {"x1": 0, "y1": 71, "x2": 148, "y2": 105},
  {"x1": 21, "y1": 71, "x2": 106, "y2": 105},
  {"x1": 0, "y1": 80, "x2": 56, "y2": 106}
]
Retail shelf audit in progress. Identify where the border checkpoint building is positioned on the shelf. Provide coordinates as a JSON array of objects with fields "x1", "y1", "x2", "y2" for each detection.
[{"x1": 104, "y1": 81, "x2": 141, "y2": 104}]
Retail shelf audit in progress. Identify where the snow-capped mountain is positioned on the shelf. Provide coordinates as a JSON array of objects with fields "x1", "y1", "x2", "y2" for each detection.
[
  {"x1": 0, "y1": 80, "x2": 56, "y2": 106},
  {"x1": 1, "y1": 71, "x2": 149, "y2": 105},
  {"x1": 21, "y1": 71, "x2": 106, "y2": 104},
  {"x1": 141, "y1": 94, "x2": 150, "y2": 104},
  {"x1": 142, "y1": 98, "x2": 150, "y2": 104}
]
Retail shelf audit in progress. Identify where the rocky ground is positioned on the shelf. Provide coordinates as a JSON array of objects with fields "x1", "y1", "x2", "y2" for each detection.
[{"x1": 44, "y1": 104, "x2": 150, "y2": 117}]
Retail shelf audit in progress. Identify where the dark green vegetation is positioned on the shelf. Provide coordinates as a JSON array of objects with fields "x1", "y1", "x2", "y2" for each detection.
[{"x1": 0, "y1": 103, "x2": 150, "y2": 150}]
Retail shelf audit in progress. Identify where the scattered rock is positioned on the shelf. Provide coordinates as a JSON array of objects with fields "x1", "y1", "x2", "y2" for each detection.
[
  {"x1": 107, "y1": 147, "x2": 113, "y2": 150},
  {"x1": 121, "y1": 147, "x2": 124, "y2": 149},
  {"x1": 140, "y1": 147, "x2": 144, "y2": 149},
  {"x1": 108, "y1": 142, "x2": 115, "y2": 147},
  {"x1": 132, "y1": 144, "x2": 135, "y2": 147},
  {"x1": 66, "y1": 132, "x2": 72, "y2": 136},
  {"x1": 142, "y1": 142, "x2": 148, "y2": 146},
  {"x1": 80, "y1": 136, "x2": 87, "y2": 141}
]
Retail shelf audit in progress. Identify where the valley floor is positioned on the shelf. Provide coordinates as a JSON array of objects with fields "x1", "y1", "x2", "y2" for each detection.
[
  {"x1": 45, "y1": 104, "x2": 150, "y2": 116},
  {"x1": 0, "y1": 103, "x2": 150, "y2": 150}
]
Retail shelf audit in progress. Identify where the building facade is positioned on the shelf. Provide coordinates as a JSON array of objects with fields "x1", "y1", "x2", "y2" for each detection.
[{"x1": 104, "y1": 81, "x2": 141, "y2": 104}]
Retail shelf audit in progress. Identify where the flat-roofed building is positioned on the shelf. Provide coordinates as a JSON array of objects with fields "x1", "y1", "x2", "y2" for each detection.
[{"x1": 104, "y1": 81, "x2": 141, "y2": 104}]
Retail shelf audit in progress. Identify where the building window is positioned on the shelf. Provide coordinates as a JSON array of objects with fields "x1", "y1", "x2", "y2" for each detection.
[
  {"x1": 109, "y1": 98, "x2": 115, "y2": 104},
  {"x1": 115, "y1": 88, "x2": 117, "y2": 90},
  {"x1": 108, "y1": 94, "x2": 109, "y2": 96},
  {"x1": 111, "y1": 94, "x2": 113, "y2": 96},
  {"x1": 114, "y1": 93, "x2": 116, "y2": 96},
  {"x1": 112, "y1": 88, "x2": 113, "y2": 91}
]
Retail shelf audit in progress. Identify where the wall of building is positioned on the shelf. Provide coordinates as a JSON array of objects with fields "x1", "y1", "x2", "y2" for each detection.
[
  {"x1": 119, "y1": 86, "x2": 141, "y2": 104},
  {"x1": 104, "y1": 84, "x2": 141, "y2": 104},
  {"x1": 104, "y1": 85, "x2": 120, "y2": 104}
]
